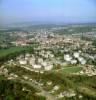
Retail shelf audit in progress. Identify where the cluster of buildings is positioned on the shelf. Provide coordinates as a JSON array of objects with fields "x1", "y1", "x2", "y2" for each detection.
[
  {"x1": 18, "y1": 52, "x2": 54, "y2": 71},
  {"x1": 6, "y1": 47, "x2": 95, "y2": 76},
  {"x1": 79, "y1": 65, "x2": 96, "y2": 76},
  {"x1": 64, "y1": 51, "x2": 86, "y2": 65}
]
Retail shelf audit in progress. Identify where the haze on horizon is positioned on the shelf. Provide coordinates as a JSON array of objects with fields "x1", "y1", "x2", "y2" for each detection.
[{"x1": 0, "y1": 0, "x2": 96, "y2": 25}]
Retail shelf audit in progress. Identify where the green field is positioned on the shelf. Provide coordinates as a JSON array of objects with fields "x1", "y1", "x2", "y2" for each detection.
[
  {"x1": 0, "y1": 46, "x2": 34, "y2": 65},
  {"x1": 0, "y1": 46, "x2": 35, "y2": 57},
  {"x1": 60, "y1": 66, "x2": 82, "y2": 73},
  {"x1": 0, "y1": 47, "x2": 26, "y2": 57}
]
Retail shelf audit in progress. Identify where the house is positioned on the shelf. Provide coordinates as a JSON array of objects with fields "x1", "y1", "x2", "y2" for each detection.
[
  {"x1": 49, "y1": 53, "x2": 54, "y2": 58},
  {"x1": 41, "y1": 61, "x2": 47, "y2": 67},
  {"x1": 25, "y1": 53, "x2": 30, "y2": 57},
  {"x1": 47, "y1": 81, "x2": 52, "y2": 85},
  {"x1": 33, "y1": 64, "x2": 42, "y2": 69},
  {"x1": 64, "y1": 54, "x2": 72, "y2": 62},
  {"x1": 53, "y1": 85, "x2": 60, "y2": 91},
  {"x1": 73, "y1": 52, "x2": 79, "y2": 58},
  {"x1": 19, "y1": 60, "x2": 27, "y2": 65},
  {"x1": 29, "y1": 58, "x2": 35, "y2": 65},
  {"x1": 81, "y1": 60, "x2": 86, "y2": 65},
  {"x1": 38, "y1": 58, "x2": 43, "y2": 64},
  {"x1": 44, "y1": 64, "x2": 53, "y2": 71},
  {"x1": 78, "y1": 57, "x2": 86, "y2": 65},
  {"x1": 71, "y1": 60, "x2": 77, "y2": 64}
]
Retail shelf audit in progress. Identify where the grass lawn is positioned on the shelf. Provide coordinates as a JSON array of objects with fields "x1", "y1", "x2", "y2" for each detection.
[
  {"x1": 0, "y1": 46, "x2": 34, "y2": 58},
  {"x1": 0, "y1": 47, "x2": 25, "y2": 57},
  {"x1": 60, "y1": 66, "x2": 82, "y2": 73}
]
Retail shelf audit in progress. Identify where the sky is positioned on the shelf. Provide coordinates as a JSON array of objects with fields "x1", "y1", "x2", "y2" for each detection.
[{"x1": 0, "y1": 0, "x2": 96, "y2": 25}]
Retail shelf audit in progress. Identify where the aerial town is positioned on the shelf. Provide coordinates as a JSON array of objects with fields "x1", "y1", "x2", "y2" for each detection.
[{"x1": 0, "y1": 24, "x2": 96, "y2": 100}]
